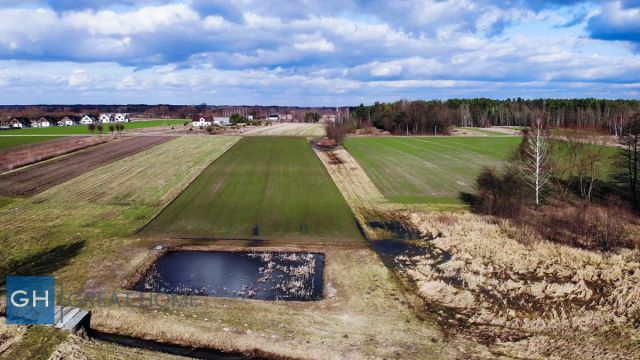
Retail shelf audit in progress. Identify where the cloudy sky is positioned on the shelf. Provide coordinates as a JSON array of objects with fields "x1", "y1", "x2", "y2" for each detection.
[{"x1": 0, "y1": 0, "x2": 639, "y2": 105}]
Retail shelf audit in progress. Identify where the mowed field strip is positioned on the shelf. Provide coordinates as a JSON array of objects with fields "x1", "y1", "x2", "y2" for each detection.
[
  {"x1": 142, "y1": 136, "x2": 363, "y2": 241},
  {"x1": 0, "y1": 136, "x2": 172, "y2": 197},
  {"x1": 0, "y1": 136, "x2": 239, "y2": 279},
  {"x1": 344, "y1": 136, "x2": 522, "y2": 205}
]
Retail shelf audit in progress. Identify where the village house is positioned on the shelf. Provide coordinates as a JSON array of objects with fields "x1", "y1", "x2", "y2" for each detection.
[
  {"x1": 79, "y1": 115, "x2": 96, "y2": 125},
  {"x1": 1, "y1": 117, "x2": 29, "y2": 129},
  {"x1": 99, "y1": 113, "x2": 113, "y2": 123},
  {"x1": 192, "y1": 115, "x2": 212, "y2": 127},
  {"x1": 57, "y1": 116, "x2": 80, "y2": 126},
  {"x1": 114, "y1": 113, "x2": 130, "y2": 122},
  {"x1": 31, "y1": 117, "x2": 51, "y2": 128}
]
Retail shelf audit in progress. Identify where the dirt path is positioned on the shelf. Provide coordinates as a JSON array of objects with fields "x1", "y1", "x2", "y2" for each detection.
[{"x1": 0, "y1": 136, "x2": 174, "y2": 197}]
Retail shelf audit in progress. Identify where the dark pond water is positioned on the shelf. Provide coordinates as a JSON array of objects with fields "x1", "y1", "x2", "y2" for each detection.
[{"x1": 135, "y1": 251, "x2": 324, "y2": 301}]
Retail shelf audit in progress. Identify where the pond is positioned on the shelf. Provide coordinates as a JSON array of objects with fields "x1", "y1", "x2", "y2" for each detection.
[{"x1": 135, "y1": 251, "x2": 324, "y2": 301}]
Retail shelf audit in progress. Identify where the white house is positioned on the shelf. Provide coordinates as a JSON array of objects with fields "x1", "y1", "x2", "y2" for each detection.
[
  {"x1": 57, "y1": 116, "x2": 78, "y2": 126},
  {"x1": 114, "y1": 113, "x2": 130, "y2": 122},
  {"x1": 99, "y1": 113, "x2": 113, "y2": 123},
  {"x1": 246, "y1": 115, "x2": 254, "y2": 121},
  {"x1": 1, "y1": 118, "x2": 29, "y2": 129},
  {"x1": 79, "y1": 115, "x2": 95, "y2": 125},
  {"x1": 192, "y1": 115, "x2": 212, "y2": 127},
  {"x1": 31, "y1": 117, "x2": 51, "y2": 128},
  {"x1": 213, "y1": 117, "x2": 231, "y2": 126}
]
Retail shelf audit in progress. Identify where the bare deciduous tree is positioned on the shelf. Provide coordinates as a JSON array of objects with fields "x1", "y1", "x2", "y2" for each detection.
[{"x1": 521, "y1": 118, "x2": 552, "y2": 206}]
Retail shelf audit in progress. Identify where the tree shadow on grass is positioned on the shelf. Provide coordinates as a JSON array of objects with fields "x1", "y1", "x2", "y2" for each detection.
[{"x1": 0, "y1": 240, "x2": 85, "y2": 288}]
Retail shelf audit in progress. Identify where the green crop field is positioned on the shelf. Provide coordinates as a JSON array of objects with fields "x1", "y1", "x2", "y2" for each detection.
[
  {"x1": 0, "y1": 135, "x2": 63, "y2": 150},
  {"x1": 344, "y1": 136, "x2": 522, "y2": 206},
  {"x1": 142, "y1": 136, "x2": 363, "y2": 241},
  {"x1": 0, "y1": 119, "x2": 187, "y2": 135}
]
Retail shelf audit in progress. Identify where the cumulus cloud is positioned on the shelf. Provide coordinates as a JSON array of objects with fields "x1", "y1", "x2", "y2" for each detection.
[
  {"x1": 0, "y1": 1, "x2": 638, "y2": 103},
  {"x1": 588, "y1": 1, "x2": 640, "y2": 47}
]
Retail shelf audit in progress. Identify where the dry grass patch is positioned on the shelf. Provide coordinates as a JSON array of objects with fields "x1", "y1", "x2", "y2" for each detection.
[{"x1": 401, "y1": 211, "x2": 640, "y2": 359}]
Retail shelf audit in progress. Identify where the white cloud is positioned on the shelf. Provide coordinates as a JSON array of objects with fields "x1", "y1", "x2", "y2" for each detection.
[{"x1": 68, "y1": 69, "x2": 89, "y2": 87}]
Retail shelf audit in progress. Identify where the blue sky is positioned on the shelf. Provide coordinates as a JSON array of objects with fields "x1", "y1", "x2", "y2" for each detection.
[{"x1": 0, "y1": 0, "x2": 639, "y2": 105}]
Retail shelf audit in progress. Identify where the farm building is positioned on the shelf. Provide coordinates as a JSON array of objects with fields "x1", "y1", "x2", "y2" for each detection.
[
  {"x1": 192, "y1": 115, "x2": 212, "y2": 127},
  {"x1": 31, "y1": 117, "x2": 51, "y2": 128},
  {"x1": 57, "y1": 116, "x2": 80, "y2": 126},
  {"x1": 268, "y1": 114, "x2": 280, "y2": 121},
  {"x1": 1, "y1": 117, "x2": 29, "y2": 129},
  {"x1": 79, "y1": 115, "x2": 96, "y2": 124}
]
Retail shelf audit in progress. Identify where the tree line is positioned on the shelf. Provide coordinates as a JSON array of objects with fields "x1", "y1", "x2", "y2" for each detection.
[{"x1": 348, "y1": 98, "x2": 640, "y2": 135}]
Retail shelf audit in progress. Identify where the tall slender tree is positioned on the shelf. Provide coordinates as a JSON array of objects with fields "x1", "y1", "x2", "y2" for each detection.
[{"x1": 520, "y1": 118, "x2": 552, "y2": 206}]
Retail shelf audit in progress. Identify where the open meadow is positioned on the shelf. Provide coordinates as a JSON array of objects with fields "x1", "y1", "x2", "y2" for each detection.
[
  {"x1": 142, "y1": 136, "x2": 362, "y2": 241},
  {"x1": 343, "y1": 136, "x2": 522, "y2": 206}
]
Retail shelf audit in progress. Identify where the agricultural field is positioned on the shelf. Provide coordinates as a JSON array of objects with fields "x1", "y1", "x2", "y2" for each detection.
[
  {"x1": 0, "y1": 136, "x2": 172, "y2": 197},
  {"x1": 0, "y1": 136, "x2": 112, "y2": 171},
  {"x1": 242, "y1": 122, "x2": 325, "y2": 136},
  {"x1": 1, "y1": 120, "x2": 186, "y2": 135},
  {"x1": 0, "y1": 136, "x2": 238, "y2": 283},
  {"x1": 343, "y1": 136, "x2": 522, "y2": 206},
  {"x1": 0, "y1": 135, "x2": 63, "y2": 151},
  {"x1": 142, "y1": 136, "x2": 362, "y2": 241}
]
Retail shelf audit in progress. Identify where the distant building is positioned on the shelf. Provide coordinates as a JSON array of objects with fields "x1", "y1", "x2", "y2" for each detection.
[
  {"x1": 31, "y1": 117, "x2": 51, "y2": 128},
  {"x1": 57, "y1": 116, "x2": 79, "y2": 126},
  {"x1": 192, "y1": 115, "x2": 212, "y2": 127},
  {"x1": 79, "y1": 115, "x2": 96, "y2": 125},
  {"x1": 99, "y1": 113, "x2": 113, "y2": 123},
  {"x1": 268, "y1": 114, "x2": 279, "y2": 122},
  {"x1": 1, "y1": 117, "x2": 29, "y2": 129},
  {"x1": 114, "y1": 113, "x2": 130, "y2": 122},
  {"x1": 213, "y1": 117, "x2": 230, "y2": 126},
  {"x1": 246, "y1": 115, "x2": 254, "y2": 121}
]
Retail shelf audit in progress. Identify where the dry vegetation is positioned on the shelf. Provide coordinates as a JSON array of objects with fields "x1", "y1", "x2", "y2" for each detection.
[
  {"x1": 0, "y1": 136, "x2": 113, "y2": 172},
  {"x1": 398, "y1": 211, "x2": 640, "y2": 359}
]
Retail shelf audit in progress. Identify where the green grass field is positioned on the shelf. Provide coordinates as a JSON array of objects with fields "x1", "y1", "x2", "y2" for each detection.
[
  {"x1": 0, "y1": 120, "x2": 186, "y2": 135},
  {"x1": 142, "y1": 136, "x2": 363, "y2": 241},
  {"x1": 0, "y1": 136, "x2": 63, "y2": 150},
  {"x1": 344, "y1": 136, "x2": 522, "y2": 205}
]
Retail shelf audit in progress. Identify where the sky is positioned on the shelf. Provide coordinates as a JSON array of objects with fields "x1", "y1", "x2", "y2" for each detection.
[{"x1": 0, "y1": 0, "x2": 639, "y2": 105}]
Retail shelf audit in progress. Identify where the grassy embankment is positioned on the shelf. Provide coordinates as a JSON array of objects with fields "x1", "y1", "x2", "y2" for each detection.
[{"x1": 142, "y1": 136, "x2": 362, "y2": 241}]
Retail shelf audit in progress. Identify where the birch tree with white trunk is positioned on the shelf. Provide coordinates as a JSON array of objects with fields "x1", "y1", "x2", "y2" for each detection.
[{"x1": 521, "y1": 118, "x2": 551, "y2": 206}]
